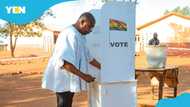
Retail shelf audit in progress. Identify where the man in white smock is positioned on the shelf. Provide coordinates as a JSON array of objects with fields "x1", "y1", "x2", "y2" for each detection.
[{"x1": 42, "y1": 12, "x2": 101, "y2": 107}]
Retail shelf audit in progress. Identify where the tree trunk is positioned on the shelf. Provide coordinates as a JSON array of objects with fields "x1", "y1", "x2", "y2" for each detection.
[
  {"x1": 10, "y1": 36, "x2": 18, "y2": 58},
  {"x1": 10, "y1": 33, "x2": 15, "y2": 57},
  {"x1": 9, "y1": 24, "x2": 17, "y2": 58}
]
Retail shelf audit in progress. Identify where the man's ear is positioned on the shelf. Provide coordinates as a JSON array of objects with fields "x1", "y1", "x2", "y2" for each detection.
[{"x1": 80, "y1": 19, "x2": 85, "y2": 25}]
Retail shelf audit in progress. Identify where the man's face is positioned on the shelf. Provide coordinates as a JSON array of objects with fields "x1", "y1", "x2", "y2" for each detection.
[
  {"x1": 80, "y1": 20, "x2": 94, "y2": 35},
  {"x1": 153, "y1": 35, "x2": 157, "y2": 39}
]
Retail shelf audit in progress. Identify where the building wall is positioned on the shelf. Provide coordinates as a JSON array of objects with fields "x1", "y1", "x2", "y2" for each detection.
[{"x1": 138, "y1": 15, "x2": 190, "y2": 49}]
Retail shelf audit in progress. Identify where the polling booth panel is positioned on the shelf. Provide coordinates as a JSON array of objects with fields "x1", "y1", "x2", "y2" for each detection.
[
  {"x1": 87, "y1": 1, "x2": 136, "y2": 83},
  {"x1": 86, "y1": 1, "x2": 137, "y2": 107}
]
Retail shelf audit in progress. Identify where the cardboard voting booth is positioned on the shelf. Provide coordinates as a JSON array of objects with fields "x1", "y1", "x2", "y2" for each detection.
[{"x1": 86, "y1": 1, "x2": 137, "y2": 107}]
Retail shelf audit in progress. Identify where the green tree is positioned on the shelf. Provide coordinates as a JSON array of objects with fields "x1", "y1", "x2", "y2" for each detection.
[
  {"x1": 0, "y1": 20, "x2": 44, "y2": 57},
  {"x1": 164, "y1": 10, "x2": 170, "y2": 15},
  {"x1": 173, "y1": 6, "x2": 181, "y2": 13},
  {"x1": 0, "y1": 9, "x2": 54, "y2": 57},
  {"x1": 181, "y1": 6, "x2": 190, "y2": 16},
  {"x1": 164, "y1": 6, "x2": 190, "y2": 16}
]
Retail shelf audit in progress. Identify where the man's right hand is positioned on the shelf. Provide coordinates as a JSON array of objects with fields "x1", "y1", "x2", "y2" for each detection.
[
  {"x1": 62, "y1": 60, "x2": 95, "y2": 83},
  {"x1": 82, "y1": 74, "x2": 95, "y2": 83}
]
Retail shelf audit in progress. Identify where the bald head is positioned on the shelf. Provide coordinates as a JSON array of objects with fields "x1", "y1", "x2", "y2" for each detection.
[
  {"x1": 74, "y1": 12, "x2": 96, "y2": 35},
  {"x1": 78, "y1": 12, "x2": 96, "y2": 27}
]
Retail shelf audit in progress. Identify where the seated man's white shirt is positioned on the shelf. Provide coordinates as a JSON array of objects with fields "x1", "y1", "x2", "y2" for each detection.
[{"x1": 42, "y1": 26, "x2": 93, "y2": 92}]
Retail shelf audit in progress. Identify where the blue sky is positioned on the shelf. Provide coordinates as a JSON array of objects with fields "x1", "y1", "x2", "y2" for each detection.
[
  {"x1": 0, "y1": 0, "x2": 190, "y2": 26},
  {"x1": 136, "y1": 0, "x2": 190, "y2": 25}
]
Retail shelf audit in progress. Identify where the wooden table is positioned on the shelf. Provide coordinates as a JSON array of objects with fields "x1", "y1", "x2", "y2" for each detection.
[{"x1": 135, "y1": 66, "x2": 179, "y2": 100}]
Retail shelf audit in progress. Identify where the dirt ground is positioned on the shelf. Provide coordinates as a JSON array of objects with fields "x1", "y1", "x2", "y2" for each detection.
[{"x1": 0, "y1": 47, "x2": 190, "y2": 107}]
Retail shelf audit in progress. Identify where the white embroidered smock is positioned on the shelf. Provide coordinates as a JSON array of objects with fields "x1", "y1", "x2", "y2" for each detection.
[{"x1": 42, "y1": 25, "x2": 93, "y2": 92}]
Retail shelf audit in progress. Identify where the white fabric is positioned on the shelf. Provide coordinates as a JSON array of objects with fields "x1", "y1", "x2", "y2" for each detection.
[{"x1": 42, "y1": 26, "x2": 93, "y2": 92}]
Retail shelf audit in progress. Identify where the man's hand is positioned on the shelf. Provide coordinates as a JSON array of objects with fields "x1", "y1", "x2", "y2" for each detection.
[
  {"x1": 62, "y1": 60, "x2": 95, "y2": 83},
  {"x1": 82, "y1": 74, "x2": 95, "y2": 83},
  {"x1": 89, "y1": 59, "x2": 101, "y2": 70}
]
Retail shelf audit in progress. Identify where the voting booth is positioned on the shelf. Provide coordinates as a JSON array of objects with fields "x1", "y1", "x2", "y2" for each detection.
[{"x1": 86, "y1": 1, "x2": 137, "y2": 107}]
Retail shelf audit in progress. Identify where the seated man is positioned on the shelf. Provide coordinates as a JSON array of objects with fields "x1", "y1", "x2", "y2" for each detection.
[{"x1": 149, "y1": 32, "x2": 160, "y2": 45}]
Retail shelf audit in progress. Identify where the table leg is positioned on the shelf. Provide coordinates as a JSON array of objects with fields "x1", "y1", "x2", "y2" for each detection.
[
  {"x1": 174, "y1": 85, "x2": 177, "y2": 97},
  {"x1": 158, "y1": 76, "x2": 164, "y2": 100},
  {"x1": 174, "y1": 68, "x2": 178, "y2": 97}
]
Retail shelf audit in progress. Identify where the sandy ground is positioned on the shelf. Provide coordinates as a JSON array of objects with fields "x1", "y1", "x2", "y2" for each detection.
[{"x1": 0, "y1": 46, "x2": 190, "y2": 107}]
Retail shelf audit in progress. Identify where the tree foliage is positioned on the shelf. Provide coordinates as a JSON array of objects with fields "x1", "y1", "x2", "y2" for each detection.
[
  {"x1": 1, "y1": 21, "x2": 44, "y2": 37},
  {"x1": 164, "y1": 6, "x2": 190, "y2": 16},
  {"x1": 0, "y1": 9, "x2": 54, "y2": 57},
  {"x1": 0, "y1": 20, "x2": 44, "y2": 57}
]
